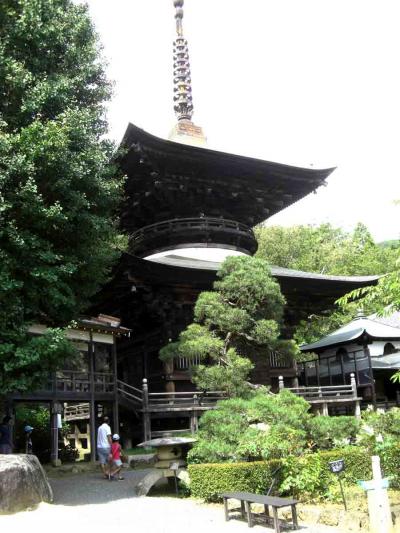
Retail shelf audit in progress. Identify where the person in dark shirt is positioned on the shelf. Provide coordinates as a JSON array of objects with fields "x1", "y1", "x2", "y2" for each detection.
[
  {"x1": 24, "y1": 425, "x2": 34, "y2": 454},
  {"x1": 0, "y1": 416, "x2": 13, "y2": 454}
]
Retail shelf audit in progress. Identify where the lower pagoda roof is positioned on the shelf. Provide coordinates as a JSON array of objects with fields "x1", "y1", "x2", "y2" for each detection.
[
  {"x1": 118, "y1": 124, "x2": 336, "y2": 233},
  {"x1": 96, "y1": 252, "x2": 379, "y2": 323}
]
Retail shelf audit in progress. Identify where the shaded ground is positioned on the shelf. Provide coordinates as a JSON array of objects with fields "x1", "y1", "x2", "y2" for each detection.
[{"x1": 50, "y1": 469, "x2": 148, "y2": 506}]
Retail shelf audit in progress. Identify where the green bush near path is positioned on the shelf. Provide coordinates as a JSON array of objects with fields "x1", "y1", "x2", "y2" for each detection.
[
  {"x1": 188, "y1": 460, "x2": 282, "y2": 502},
  {"x1": 189, "y1": 445, "x2": 400, "y2": 502}
]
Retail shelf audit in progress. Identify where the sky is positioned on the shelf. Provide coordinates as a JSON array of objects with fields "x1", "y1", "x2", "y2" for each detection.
[{"x1": 82, "y1": 0, "x2": 400, "y2": 243}]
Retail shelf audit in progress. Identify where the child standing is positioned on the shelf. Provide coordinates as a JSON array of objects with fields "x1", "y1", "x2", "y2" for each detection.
[{"x1": 109, "y1": 434, "x2": 124, "y2": 480}]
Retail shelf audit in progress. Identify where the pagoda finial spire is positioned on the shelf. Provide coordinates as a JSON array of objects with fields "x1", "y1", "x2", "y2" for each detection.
[
  {"x1": 169, "y1": 0, "x2": 206, "y2": 146},
  {"x1": 174, "y1": 0, "x2": 184, "y2": 37},
  {"x1": 173, "y1": 0, "x2": 194, "y2": 122}
]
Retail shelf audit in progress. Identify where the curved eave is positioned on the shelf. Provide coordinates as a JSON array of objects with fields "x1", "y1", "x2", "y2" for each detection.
[
  {"x1": 118, "y1": 123, "x2": 336, "y2": 225},
  {"x1": 301, "y1": 331, "x2": 400, "y2": 353},
  {"x1": 121, "y1": 253, "x2": 378, "y2": 297},
  {"x1": 120, "y1": 123, "x2": 335, "y2": 182}
]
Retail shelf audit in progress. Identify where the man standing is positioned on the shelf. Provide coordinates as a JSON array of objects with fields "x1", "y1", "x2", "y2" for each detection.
[
  {"x1": 0, "y1": 416, "x2": 13, "y2": 454},
  {"x1": 97, "y1": 416, "x2": 112, "y2": 479}
]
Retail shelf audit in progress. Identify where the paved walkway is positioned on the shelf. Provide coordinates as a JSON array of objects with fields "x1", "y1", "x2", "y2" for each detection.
[
  {"x1": 50, "y1": 468, "x2": 147, "y2": 505},
  {"x1": 0, "y1": 470, "x2": 341, "y2": 533}
]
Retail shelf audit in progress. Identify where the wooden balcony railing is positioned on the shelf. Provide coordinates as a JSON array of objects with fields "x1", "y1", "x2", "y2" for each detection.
[{"x1": 44, "y1": 371, "x2": 115, "y2": 394}]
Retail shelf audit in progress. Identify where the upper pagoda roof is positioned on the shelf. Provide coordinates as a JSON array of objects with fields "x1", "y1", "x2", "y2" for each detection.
[{"x1": 118, "y1": 124, "x2": 335, "y2": 232}]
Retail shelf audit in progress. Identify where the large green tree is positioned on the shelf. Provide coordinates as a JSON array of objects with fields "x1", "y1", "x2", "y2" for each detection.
[
  {"x1": 255, "y1": 223, "x2": 399, "y2": 345},
  {"x1": 255, "y1": 222, "x2": 398, "y2": 276},
  {"x1": 159, "y1": 256, "x2": 300, "y2": 397},
  {"x1": 0, "y1": 0, "x2": 123, "y2": 393}
]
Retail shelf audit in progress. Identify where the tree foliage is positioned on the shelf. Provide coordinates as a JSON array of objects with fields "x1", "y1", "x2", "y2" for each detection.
[
  {"x1": 337, "y1": 257, "x2": 400, "y2": 317},
  {"x1": 255, "y1": 223, "x2": 399, "y2": 345},
  {"x1": 255, "y1": 222, "x2": 398, "y2": 276},
  {"x1": 14, "y1": 404, "x2": 78, "y2": 463},
  {"x1": 187, "y1": 390, "x2": 311, "y2": 463},
  {"x1": 159, "y1": 256, "x2": 300, "y2": 396},
  {"x1": 187, "y1": 390, "x2": 361, "y2": 464},
  {"x1": 0, "y1": 0, "x2": 123, "y2": 392}
]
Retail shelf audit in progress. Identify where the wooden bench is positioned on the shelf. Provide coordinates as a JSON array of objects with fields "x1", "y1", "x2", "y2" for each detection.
[{"x1": 221, "y1": 491, "x2": 299, "y2": 532}]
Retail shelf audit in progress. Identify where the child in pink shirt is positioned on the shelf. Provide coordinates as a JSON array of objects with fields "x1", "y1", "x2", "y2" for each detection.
[{"x1": 109, "y1": 434, "x2": 124, "y2": 480}]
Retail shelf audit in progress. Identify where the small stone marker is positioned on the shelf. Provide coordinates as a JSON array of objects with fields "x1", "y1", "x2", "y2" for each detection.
[{"x1": 358, "y1": 455, "x2": 393, "y2": 533}]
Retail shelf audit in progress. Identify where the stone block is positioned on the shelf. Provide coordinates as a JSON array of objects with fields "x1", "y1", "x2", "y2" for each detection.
[{"x1": 0, "y1": 454, "x2": 53, "y2": 513}]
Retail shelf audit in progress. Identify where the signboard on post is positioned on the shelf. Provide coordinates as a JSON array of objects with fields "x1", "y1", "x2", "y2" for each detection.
[
  {"x1": 328, "y1": 459, "x2": 347, "y2": 510},
  {"x1": 328, "y1": 459, "x2": 345, "y2": 474}
]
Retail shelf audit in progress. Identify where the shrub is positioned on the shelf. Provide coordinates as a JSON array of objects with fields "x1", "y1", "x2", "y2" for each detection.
[
  {"x1": 307, "y1": 416, "x2": 361, "y2": 450},
  {"x1": 280, "y1": 447, "x2": 372, "y2": 500},
  {"x1": 188, "y1": 390, "x2": 311, "y2": 464},
  {"x1": 375, "y1": 441, "x2": 400, "y2": 488},
  {"x1": 189, "y1": 447, "x2": 379, "y2": 503},
  {"x1": 188, "y1": 460, "x2": 282, "y2": 501}
]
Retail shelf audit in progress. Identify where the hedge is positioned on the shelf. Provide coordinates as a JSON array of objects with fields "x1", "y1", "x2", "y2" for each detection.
[
  {"x1": 188, "y1": 445, "x2": 400, "y2": 501},
  {"x1": 188, "y1": 460, "x2": 282, "y2": 502}
]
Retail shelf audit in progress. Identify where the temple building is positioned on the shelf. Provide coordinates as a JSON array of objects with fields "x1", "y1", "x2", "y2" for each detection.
[
  {"x1": 92, "y1": 0, "x2": 381, "y2": 437},
  {"x1": 5, "y1": 1, "x2": 383, "y2": 453},
  {"x1": 97, "y1": 0, "x2": 377, "y2": 392},
  {"x1": 299, "y1": 312, "x2": 400, "y2": 410}
]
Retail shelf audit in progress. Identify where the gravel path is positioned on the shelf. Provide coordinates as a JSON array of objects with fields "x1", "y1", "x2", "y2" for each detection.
[{"x1": 0, "y1": 470, "x2": 340, "y2": 533}]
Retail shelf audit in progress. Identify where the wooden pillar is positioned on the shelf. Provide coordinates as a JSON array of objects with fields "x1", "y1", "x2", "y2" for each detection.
[
  {"x1": 142, "y1": 378, "x2": 151, "y2": 442},
  {"x1": 364, "y1": 344, "x2": 377, "y2": 409},
  {"x1": 351, "y1": 373, "x2": 361, "y2": 419},
  {"x1": 164, "y1": 359, "x2": 175, "y2": 394},
  {"x1": 50, "y1": 401, "x2": 62, "y2": 466},
  {"x1": 339, "y1": 353, "x2": 345, "y2": 385},
  {"x1": 112, "y1": 341, "x2": 119, "y2": 433},
  {"x1": 190, "y1": 395, "x2": 199, "y2": 434},
  {"x1": 5, "y1": 399, "x2": 14, "y2": 451},
  {"x1": 89, "y1": 400, "x2": 96, "y2": 462},
  {"x1": 316, "y1": 359, "x2": 321, "y2": 386},
  {"x1": 327, "y1": 357, "x2": 333, "y2": 386},
  {"x1": 89, "y1": 332, "x2": 96, "y2": 462},
  {"x1": 350, "y1": 373, "x2": 357, "y2": 396}
]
